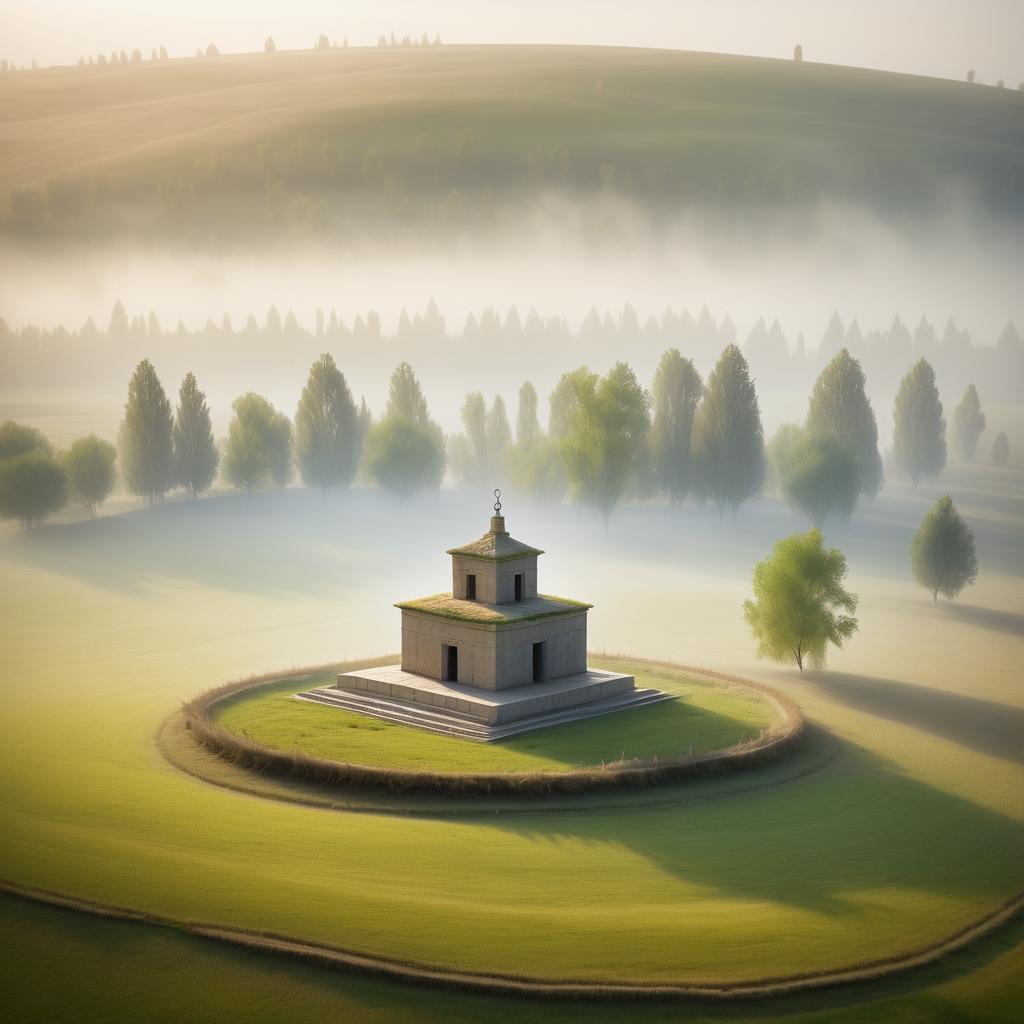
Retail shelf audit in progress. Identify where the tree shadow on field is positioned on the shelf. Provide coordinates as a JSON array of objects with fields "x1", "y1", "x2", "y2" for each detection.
[
  {"x1": 0, "y1": 488, "x2": 457, "y2": 601},
  {"x1": 940, "y1": 602, "x2": 1024, "y2": 638},
  {"x1": 482, "y1": 737, "x2": 1024, "y2": 916},
  {"x1": 805, "y1": 670, "x2": 1024, "y2": 765}
]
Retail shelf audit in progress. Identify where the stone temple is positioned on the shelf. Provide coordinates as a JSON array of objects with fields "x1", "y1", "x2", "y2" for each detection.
[{"x1": 297, "y1": 493, "x2": 671, "y2": 740}]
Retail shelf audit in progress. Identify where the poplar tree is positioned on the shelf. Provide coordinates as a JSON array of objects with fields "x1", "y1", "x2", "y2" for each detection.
[
  {"x1": 951, "y1": 384, "x2": 986, "y2": 462},
  {"x1": 515, "y1": 381, "x2": 541, "y2": 447},
  {"x1": 892, "y1": 359, "x2": 946, "y2": 486},
  {"x1": 911, "y1": 496, "x2": 977, "y2": 602},
  {"x1": 173, "y1": 373, "x2": 218, "y2": 498},
  {"x1": 650, "y1": 348, "x2": 703, "y2": 505},
  {"x1": 119, "y1": 359, "x2": 175, "y2": 503},
  {"x1": 224, "y1": 394, "x2": 292, "y2": 493},
  {"x1": 805, "y1": 348, "x2": 883, "y2": 498},
  {"x1": 295, "y1": 353, "x2": 358, "y2": 492},
  {"x1": 691, "y1": 344, "x2": 765, "y2": 518}
]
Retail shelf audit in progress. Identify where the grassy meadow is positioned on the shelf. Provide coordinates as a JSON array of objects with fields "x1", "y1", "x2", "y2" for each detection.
[
  {"x1": 0, "y1": 444, "x2": 1021, "y2": 1020},
  {"x1": 211, "y1": 661, "x2": 776, "y2": 773},
  {"x1": 2, "y1": 45, "x2": 1022, "y2": 240}
]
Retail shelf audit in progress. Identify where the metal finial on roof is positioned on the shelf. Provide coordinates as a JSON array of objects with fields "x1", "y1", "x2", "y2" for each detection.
[{"x1": 493, "y1": 488, "x2": 502, "y2": 514}]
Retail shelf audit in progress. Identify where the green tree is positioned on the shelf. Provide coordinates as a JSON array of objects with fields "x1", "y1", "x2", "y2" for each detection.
[
  {"x1": 892, "y1": 359, "x2": 946, "y2": 486},
  {"x1": 119, "y1": 359, "x2": 175, "y2": 504},
  {"x1": 911, "y1": 496, "x2": 978, "y2": 603},
  {"x1": 363, "y1": 418, "x2": 445, "y2": 499},
  {"x1": 951, "y1": 384, "x2": 986, "y2": 462},
  {"x1": 0, "y1": 420, "x2": 51, "y2": 460},
  {"x1": 486, "y1": 395, "x2": 512, "y2": 473},
  {"x1": 559, "y1": 362, "x2": 650, "y2": 523},
  {"x1": 691, "y1": 344, "x2": 765, "y2": 518},
  {"x1": 649, "y1": 348, "x2": 703, "y2": 505},
  {"x1": 223, "y1": 394, "x2": 293, "y2": 493},
  {"x1": 992, "y1": 431, "x2": 1009, "y2": 467},
  {"x1": 385, "y1": 361, "x2": 431, "y2": 425},
  {"x1": 779, "y1": 432, "x2": 859, "y2": 528},
  {"x1": 766, "y1": 422, "x2": 804, "y2": 493},
  {"x1": 173, "y1": 373, "x2": 218, "y2": 498},
  {"x1": 295, "y1": 353, "x2": 358, "y2": 492},
  {"x1": 363, "y1": 364, "x2": 444, "y2": 498},
  {"x1": 805, "y1": 348, "x2": 882, "y2": 498},
  {"x1": 0, "y1": 451, "x2": 68, "y2": 529},
  {"x1": 62, "y1": 435, "x2": 116, "y2": 516},
  {"x1": 515, "y1": 381, "x2": 541, "y2": 447},
  {"x1": 744, "y1": 529, "x2": 858, "y2": 672}
]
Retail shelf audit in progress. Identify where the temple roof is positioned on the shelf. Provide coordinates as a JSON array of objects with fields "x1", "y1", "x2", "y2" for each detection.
[
  {"x1": 446, "y1": 515, "x2": 544, "y2": 562},
  {"x1": 396, "y1": 593, "x2": 589, "y2": 626}
]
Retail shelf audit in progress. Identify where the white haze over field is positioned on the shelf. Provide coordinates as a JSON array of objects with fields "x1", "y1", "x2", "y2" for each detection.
[
  {"x1": 2, "y1": 199, "x2": 1021, "y2": 345},
  {"x1": 3, "y1": 0, "x2": 1023, "y2": 83}
]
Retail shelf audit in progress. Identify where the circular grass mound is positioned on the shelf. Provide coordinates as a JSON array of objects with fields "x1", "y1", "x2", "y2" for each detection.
[{"x1": 183, "y1": 656, "x2": 803, "y2": 796}]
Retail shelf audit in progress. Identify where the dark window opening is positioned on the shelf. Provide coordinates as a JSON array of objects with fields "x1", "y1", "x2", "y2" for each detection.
[
  {"x1": 465, "y1": 574, "x2": 476, "y2": 600},
  {"x1": 444, "y1": 644, "x2": 459, "y2": 682},
  {"x1": 532, "y1": 642, "x2": 545, "y2": 683},
  {"x1": 515, "y1": 574, "x2": 524, "y2": 601}
]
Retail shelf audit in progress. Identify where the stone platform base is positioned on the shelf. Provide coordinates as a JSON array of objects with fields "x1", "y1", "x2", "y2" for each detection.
[{"x1": 292, "y1": 664, "x2": 674, "y2": 740}]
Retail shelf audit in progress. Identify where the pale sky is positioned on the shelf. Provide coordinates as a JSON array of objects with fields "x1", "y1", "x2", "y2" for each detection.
[{"x1": 2, "y1": 0, "x2": 1023, "y2": 84}]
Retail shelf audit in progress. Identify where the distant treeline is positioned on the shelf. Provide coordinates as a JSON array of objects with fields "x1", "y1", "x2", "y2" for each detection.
[
  {"x1": 2, "y1": 301, "x2": 1021, "y2": 401},
  {"x1": 0, "y1": 342, "x2": 1012, "y2": 531}
]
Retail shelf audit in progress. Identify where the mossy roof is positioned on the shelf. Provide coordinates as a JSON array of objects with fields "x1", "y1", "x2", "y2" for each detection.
[
  {"x1": 396, "y1": 593, "x2": 591, "y2": 627},
  {"x1": 446, "y1": 531, "x2": 544, "y2": 562}
]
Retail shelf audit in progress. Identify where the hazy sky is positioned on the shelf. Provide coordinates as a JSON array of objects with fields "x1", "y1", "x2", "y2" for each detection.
[{"x1": 3, "y1": 0, "x2": 1023, "y2": 83}]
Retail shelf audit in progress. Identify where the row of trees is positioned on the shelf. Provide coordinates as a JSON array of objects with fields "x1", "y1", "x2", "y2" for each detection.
[
  {"x1": 745, "y1": 493, "x2": 978, "y2": 673},
  {"x1": 5, "y1": 301, "x2": 1021, "y2": 404},
  {"x1": 1, "y1": 346, "x2": 1013, "y2": 530}
]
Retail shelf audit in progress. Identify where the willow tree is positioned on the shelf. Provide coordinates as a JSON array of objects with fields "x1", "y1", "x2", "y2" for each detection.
[
  {"x1": 806, "y1": 348, "x2": 882, "y2": 498},
  {"x1": 744, "y1": 529, "x2": 858, "y2": 672},
  {"x1": 295, "y1": 353, "x2": 359, "y2": 492},
  {"x1": 691, "y1": 344, "x2": 765, "y2": 518},
  {"x1": 119, "y1": 359, "x2": 175, "y2": 504},
  {"x1": 650, "y1": 348, "x2": 703, "y2": 506},
  {"x1": 559, "y1": 362, "x2": 650, "y2": 524}
]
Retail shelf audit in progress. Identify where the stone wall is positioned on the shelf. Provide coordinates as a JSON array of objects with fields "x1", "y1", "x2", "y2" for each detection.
[
  {"x1": 400, "y1": 608, "x2": 587, "y2": 690},
  {"x1": 451, "y1": 554, "x2": 538, "y2": 604}
]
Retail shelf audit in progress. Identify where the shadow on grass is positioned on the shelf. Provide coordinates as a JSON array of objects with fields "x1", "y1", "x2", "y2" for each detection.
[
  {"x1": 940, "y1": 603, "x2": 1024, "y2": 638},
  {"x1": 480, "y1": 737, "x2": 1024, "y2": 916},
  {"x1": 805, "y1": 670, "x2": 1024, "y2": 765}
]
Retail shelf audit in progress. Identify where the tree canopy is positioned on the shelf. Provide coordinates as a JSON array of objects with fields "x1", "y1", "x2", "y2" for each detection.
[
  {"x1": 295, "y1": 353, "x2": 359, "y2": 492},
  {"x1": 173, "y1": 372, "x2": 218, "y2": 498},
  {"x1": 119, "y1": 359, "x2": 175, "y2": 503},
  {"x1": 992, "y1": 431, "x2": 1009, "y2": 467},
  {"x1": 0, "y1": 420, "x2": 51, "y2": 460},
  {"x1": 744, "y1": 529, "x2": 858, "y2": 672},
  {"x1": 892, "y1": 359, "x2": 946, "y2": 486},
  {"x1": 805, "y1": 348, "x2": 882, "y2": 499},
  {"x1": 911, "y1": 495, "x2": 978, "y2": 602},
  {"x1": 63, "y1": 435, "x2": 116, "y2": 516},
  {"x1": 951, "y1": 384, "x2": 986, "y2": 462},
  {"x1": 0, "y1": 450, "x2": 68, "y2": 529},
  {"x1": 778, "y1": 431, "x2": 860, "y2": 528},
  {"x1": 223, "y1": 393, "x2": 293, "y2": 493},
  {"x1": 650, "y1": 348, "x2": 703, "y2": 505},
  {"x1": 363, "y1": 417, "x2": 445, "y2": 499},
  {"x1": 691, "y1": 344, "x2": 765, "y2": 517},
  {"x1": 558, "y1": 362, "x2": 650, "y2": 523}
]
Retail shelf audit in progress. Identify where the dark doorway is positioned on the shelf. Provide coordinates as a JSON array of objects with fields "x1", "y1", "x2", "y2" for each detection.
[
  {"x1": 465, "y1": 574, "x2": 476, "y2": 600},
  {"x1": 515, "y1": 574, "x2": 524, "y2": 601},
  {"x1": 445, "y1": 645, "x2": 458, "y2": 682},
  {"x1": 532, "y1": 642, "x2": 545, "y2": 683}
]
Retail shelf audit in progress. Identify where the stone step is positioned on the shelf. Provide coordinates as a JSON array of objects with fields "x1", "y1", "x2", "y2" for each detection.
[{"x1": 294, "y1": 685, "x2": 675, "y2": 742}]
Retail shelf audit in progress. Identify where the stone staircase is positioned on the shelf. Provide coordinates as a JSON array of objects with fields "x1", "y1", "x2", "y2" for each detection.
[{"x1": 295, "y1": 686, "x2": 674, "y2": 741}]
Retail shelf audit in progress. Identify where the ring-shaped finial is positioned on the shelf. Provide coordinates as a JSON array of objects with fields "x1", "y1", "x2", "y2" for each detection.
[{"x1": 493, "y1": 488, "x2": 502, "y2": 514}]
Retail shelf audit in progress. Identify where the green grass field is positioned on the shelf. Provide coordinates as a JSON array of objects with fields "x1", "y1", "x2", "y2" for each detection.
[
  {"x1": 0, "y1": 459, "x2": 1021, "y2": 1019},
  {"x1": 2, "y1": 45, "x2": 1022, "y2": 240},
  {"x1": 211, "y1": 661, "x2": 775, "y2": 773}
]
